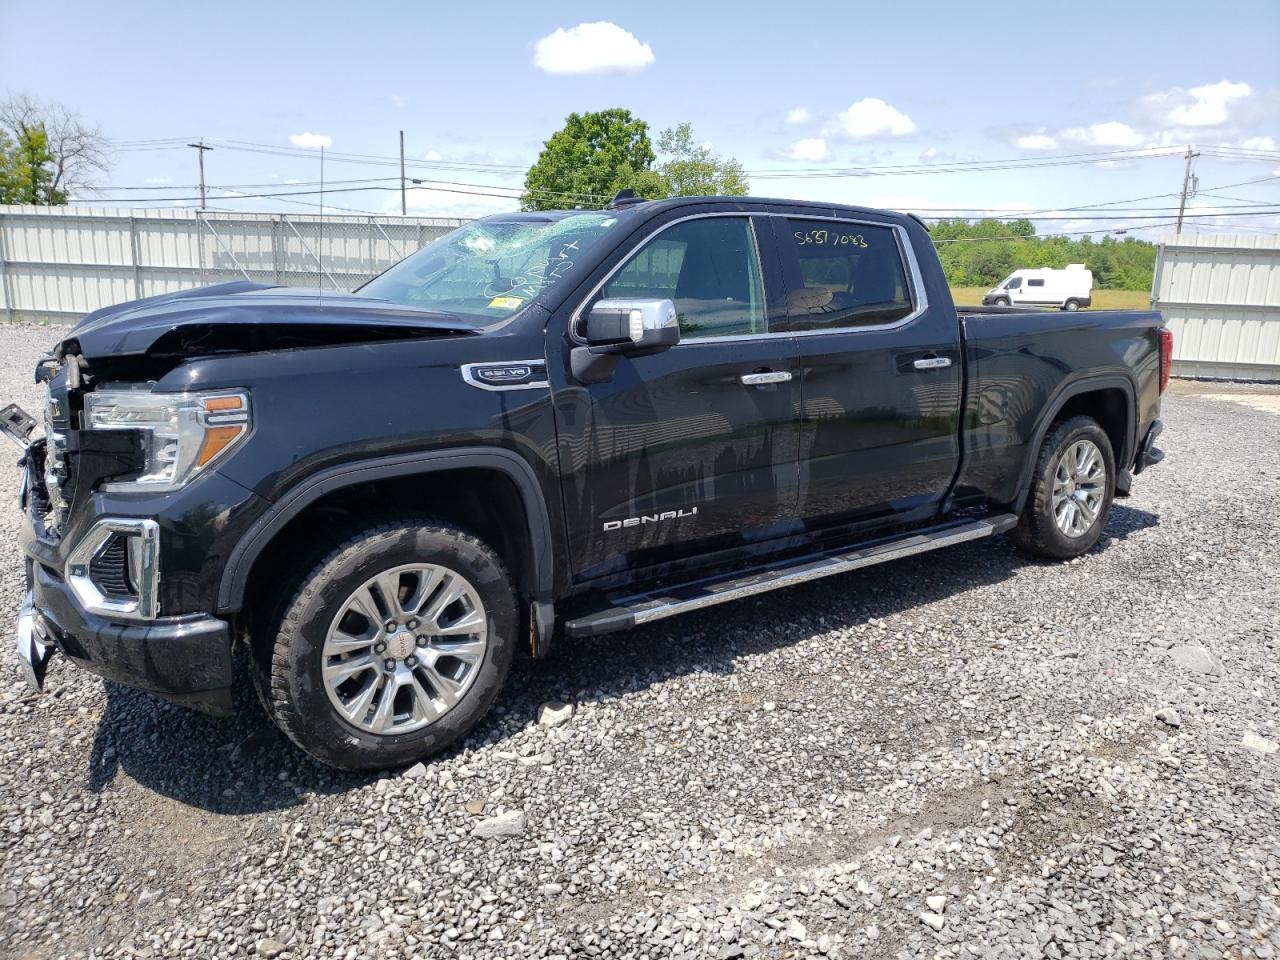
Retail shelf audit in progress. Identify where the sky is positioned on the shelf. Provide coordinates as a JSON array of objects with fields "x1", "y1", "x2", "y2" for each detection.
[{"x1": 2, "y1": 0, "x2": 1279, "y2": 240}]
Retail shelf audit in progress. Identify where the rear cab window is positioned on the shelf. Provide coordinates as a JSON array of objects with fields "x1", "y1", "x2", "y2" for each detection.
[{"x1": 776, "y1": 218, "x2": 915, "y2": 331}]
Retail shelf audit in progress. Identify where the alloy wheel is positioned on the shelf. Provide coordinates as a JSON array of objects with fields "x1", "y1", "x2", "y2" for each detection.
[
  {"x1": 1051, "y1": 439, "x2": 1106, "y2": 538},
  {"x1": 321, "y1": 563, "x2": 488, "y2": 734}
]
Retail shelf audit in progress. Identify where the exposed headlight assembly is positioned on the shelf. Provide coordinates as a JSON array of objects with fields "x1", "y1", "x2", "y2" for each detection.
[{"x1": 84, "y1": 388, "x2": 251, "y2": 492}]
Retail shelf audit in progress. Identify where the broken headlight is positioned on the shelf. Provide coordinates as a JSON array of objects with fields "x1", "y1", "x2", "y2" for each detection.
[{"x1": 84, "y1": 388, "x2": 251, "y2": 492}]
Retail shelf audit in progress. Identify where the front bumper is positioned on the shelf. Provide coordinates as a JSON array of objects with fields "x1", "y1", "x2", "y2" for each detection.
[{"x1": 20, "y1": 562, "x2": 235, "y2": 714}]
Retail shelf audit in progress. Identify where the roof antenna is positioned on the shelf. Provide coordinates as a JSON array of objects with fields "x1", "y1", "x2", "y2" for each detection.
[
  {"x1": 318, "y1": 144, "x2": 325, "y2": 303},
  {"x1": 607, "y1": 187, "x2": 645, "y2": 210}
]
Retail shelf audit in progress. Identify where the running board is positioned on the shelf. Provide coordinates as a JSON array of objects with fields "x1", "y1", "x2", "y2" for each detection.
[{"x1": 564, "y1": 514, "x2": 1017, "y2": 638}]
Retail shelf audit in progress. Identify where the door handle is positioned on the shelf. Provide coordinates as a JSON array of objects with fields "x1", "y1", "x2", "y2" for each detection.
[
  {"x1": 740, "y1": 371, "x2": 792, "y2": 386},
  {"x1": 913, "y1": 356, "x2": 952, "y2": 371}
]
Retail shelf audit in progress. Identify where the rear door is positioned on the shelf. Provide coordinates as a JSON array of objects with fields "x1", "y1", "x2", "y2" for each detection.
[
  {"x1": 549, "y1": 212, "x2": 802, "y2": 583},
  {"x1": 771, "y1": 213, "x2": 963, "y2": 529}
]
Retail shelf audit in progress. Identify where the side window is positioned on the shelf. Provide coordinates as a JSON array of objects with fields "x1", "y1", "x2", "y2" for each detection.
[
  {"x1": 1027, "y1": 278, "x2": 1045, "y2": 288},
  {"x1": 781, "y1": 219, "x2": 914, "y2": 330},
  {"x1": 599, "y1": 217, "x2": 767, "y2": 340}
]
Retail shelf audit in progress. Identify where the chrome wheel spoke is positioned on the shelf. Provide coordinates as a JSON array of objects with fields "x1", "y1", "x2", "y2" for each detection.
[
  {"x1": 423, "y1": 575, "x2": 467, "y2": 625},
  {"x1": 432, "y1": 636, "x2": 487, "y2": 663},
  {"x1": 368, "y1": 676, "x2": 400, "y2": 733},
  {"x1": 323, "y1": 653, "x2": 376, "y2": 683},
  {"x1": 422, "y1": 664, "x2": 464, "y2": 709},
  {"x1": 434, "y1": 608, "x2": 486, "y2": 637},
  {"x1": 341, "y1": 674, "x2": 381, "y2": 724},
  {"x1": 348, "y1": 587, "x2": 386, "y2": 630},
  {"x1": 406, "y1": 673, "x2": 441, "y2": 723}
]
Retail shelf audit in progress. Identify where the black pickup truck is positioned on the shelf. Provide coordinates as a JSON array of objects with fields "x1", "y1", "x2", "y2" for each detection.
[{"x1": 5, "y1": 195, "x2": 1169, "y2": 769}]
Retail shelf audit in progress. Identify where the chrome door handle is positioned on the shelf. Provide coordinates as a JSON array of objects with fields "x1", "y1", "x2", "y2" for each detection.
[
  {"x1": 913, "y1": 357, "x2": 952, "y2": 370},
  {"x1": 740, "y1": 371, "x2": 792, "y2": 386}
]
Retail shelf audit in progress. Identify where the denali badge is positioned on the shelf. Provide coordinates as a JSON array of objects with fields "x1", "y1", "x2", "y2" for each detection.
[{"x1": 603, "y1": 506, "x2": 698, "y2": 532}]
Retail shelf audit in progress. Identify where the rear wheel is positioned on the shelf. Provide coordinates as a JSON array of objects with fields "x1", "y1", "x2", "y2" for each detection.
[
  {"x1": 1008, "y1": 416, "x2": 1115, "y2": 559},
  {"x1": 1063, "y1": 299, "x2": 1081, "y2": 311},
  {"x1": 255, "y1": 516, "x2": 516, "y2": 770}
]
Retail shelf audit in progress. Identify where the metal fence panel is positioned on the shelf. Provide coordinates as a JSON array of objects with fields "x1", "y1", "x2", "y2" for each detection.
[
  {"x1": 1152, "y1": 232, "x2": 1280, "y2": 381},
  {"x1": 0, "y1": 205, "x2": 468, "y2": 323}
]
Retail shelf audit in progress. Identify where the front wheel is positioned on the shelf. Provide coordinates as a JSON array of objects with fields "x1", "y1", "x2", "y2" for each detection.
[
  {"x1": 255, "y1": 517, "x2": 517, "y2": 770},
  {"x1": 1008, "y1": 415, "x2": 1115, "y2": 559},
  {"x1": 993, "y1": 296, "x2": 1010, "y2": 307}
]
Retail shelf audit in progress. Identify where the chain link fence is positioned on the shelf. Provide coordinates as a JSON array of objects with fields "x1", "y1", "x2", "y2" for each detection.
[{"x1": 0, "y1": 205, "x2": 469, "y2": 322}]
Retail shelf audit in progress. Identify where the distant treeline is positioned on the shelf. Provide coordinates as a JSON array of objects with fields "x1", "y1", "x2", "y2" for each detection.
[{"x1": 930, "y1": 219, "x2": 1157, "y2": 291}]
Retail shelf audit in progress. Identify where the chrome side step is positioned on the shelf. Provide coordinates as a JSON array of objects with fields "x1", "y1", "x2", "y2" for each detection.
[{"x1": 564, "y1": 514, "x2": 1017, "y2": 638}]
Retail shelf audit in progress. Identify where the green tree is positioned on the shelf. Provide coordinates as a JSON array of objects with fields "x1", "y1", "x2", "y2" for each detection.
[
  {"x1": 0, "y1": 123, "x2": 59, "y2": 203},
  {"x1": 656, "y1": 123, "x2": 748, "y2": 197},
  {"x1": 522, "y1": 108, "x2": 667, "y2": 211},
  {"x1": 930, "y1": 218, "x2": 1156, "y2": 291}
]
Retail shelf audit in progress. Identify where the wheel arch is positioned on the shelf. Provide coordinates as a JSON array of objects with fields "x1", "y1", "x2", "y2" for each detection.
[
  {"x1": 217, "y1": 448, "x2": 555, "y2": 617},
  {"x1": 1011, "y1": 375, "x2": 1136, "y2": 515}
]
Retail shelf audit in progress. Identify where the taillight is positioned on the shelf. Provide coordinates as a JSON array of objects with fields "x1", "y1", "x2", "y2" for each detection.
[{"x1": 1159, "y1": 327, "x2": 1173, "y2": 394}]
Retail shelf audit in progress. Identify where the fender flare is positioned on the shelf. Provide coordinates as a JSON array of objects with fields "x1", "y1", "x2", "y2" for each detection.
[
  {"x1": 216, "y1": 447, "x2": 555, "y2": 613},
  {"x1": 1011, "y1": 373, "x2": 1137, "y2": 515}
]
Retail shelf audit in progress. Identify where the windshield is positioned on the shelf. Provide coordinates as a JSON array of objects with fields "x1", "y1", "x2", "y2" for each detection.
[
  {"x1": 358, "y1": 212, "x2": 620, "y2": 322},
  {"x1": 1003, "y1": 276, "x2": 1022, "y2": 290}
]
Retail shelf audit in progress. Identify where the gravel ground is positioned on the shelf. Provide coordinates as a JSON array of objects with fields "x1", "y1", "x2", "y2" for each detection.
[{"x1": 0, "y1": 323, "x2": 1277, "y2": 960}]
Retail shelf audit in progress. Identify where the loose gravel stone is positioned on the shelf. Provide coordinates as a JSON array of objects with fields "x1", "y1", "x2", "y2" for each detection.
[
  {"x1": 1168, "y1": 644, "x2": 1225, "y2": 676},
  {"x1": 920, "y1": 911, "x2": 946, "y2": 931},
  {"x1": 0, "y1": 333, "x2": 1276, "y2": 960},
  {"x1": 1154, "y1": 706, "x2": 1182, "y2": 727},
  {"x1": 536, "y1": 700, "x2": 574, "y2": 727},
  {"x1": 472, "y1": 809, "x2": 527, "y2": 838}
]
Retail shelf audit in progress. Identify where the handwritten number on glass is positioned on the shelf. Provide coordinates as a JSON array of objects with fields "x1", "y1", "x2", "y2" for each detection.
[{"x1": 793, "y1": 230, "x2": 868, "y2": 248}]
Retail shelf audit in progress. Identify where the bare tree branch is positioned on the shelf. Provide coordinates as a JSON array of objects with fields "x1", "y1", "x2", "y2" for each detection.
[{"x1": 0, "y1": 93, "x2": 113, "y2": 200}]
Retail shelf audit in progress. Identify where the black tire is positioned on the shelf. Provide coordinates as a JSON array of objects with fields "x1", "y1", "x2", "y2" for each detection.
[
  {"x1": 1008, "y1": 415, "x2": 1115, "y2": 560},
  {"x1": 254, "y1": 516, "x2": 517, "y2": 770},
  {"x1": 1063, "y1": 299, "x2": 1081, "y2": 311},
  {"x1": 994, "y1": 296, "x2": 1010, "y2": 307}
]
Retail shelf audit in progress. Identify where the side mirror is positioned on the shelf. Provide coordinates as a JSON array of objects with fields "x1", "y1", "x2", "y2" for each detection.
[{"x1": 583, "y1": 298, "x2": 680, "y2": 355}]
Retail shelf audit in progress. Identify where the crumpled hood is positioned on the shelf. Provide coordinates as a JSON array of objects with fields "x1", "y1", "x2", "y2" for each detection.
[{"x1": 62, "y1": 281, "x2": 476, "y2": 359}]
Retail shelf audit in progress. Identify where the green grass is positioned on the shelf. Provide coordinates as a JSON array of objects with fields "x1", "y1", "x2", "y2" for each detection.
[{"x1": 949, "y1": 287, "x2": 1150, "y2": 310}]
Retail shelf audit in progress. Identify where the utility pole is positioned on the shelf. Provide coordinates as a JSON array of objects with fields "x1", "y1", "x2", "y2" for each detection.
[
  {"x1": 1175, "y1": 146, "x2": 1200, "y2": 236},
  {"x1": 186, "y1": 141, "x2": 213, "y2": 210},
  {"x1": 399, "y1": 130, "x2": 407, "y2": 216}
]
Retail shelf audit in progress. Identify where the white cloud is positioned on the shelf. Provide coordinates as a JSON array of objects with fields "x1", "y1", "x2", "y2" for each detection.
[
  {"x1": 1240, "y1": 135, "x2": 1277, "y2": 151},
  {"x1": 424, "y1": 149, "x2": 443, "y2": 161},
  {"x1": 1061, "y1": 121, "x2": 1144, "y2": 147},
  {"x1": 1016, "y1": 132, "x2": 1059, "y2": 150},
  {"x1": 283, "y1": 178, "x2": 302, "y2": 185},
  {"x1": 533, "y1": 22, "x2": 654, "y2": 74},
  {"x1": 1162, "y1": 80, "x2": 1252, "y2": 126},
  {"x1": 390, "y1": 94, "x2": 406, "y2": 108},
  {"x1": 786, "y1": 106, "x2": 810, "y2": 125},
  {"x1": 789, "y1": 137, "x2": 829, "y2": 161},
  {"x1": 833, "y1": 98, "x2": 916, "y2": 138},
  {"x1": 289, "y1": 132, "x2": 332, "y2": 149},
  {"x1": 143, "y1": 176, "x2": 173, "y2": 185}
]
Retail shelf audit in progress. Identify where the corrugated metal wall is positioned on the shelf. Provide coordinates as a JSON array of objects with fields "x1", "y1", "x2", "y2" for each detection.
[
  {"x1": 1152, "y1": 233, "x2": 1280, "y2": 381},
  {"x1": 0, "y1": 205, "x2": 469, "y2": 322}
]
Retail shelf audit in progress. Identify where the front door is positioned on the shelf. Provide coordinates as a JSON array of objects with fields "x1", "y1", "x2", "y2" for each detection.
[
  {"x1": 770, "y1": 213, "x2": 963, "y2": 529},
  {"x1": 550, "y1": 213, "x2": 801, "y2": 583}
]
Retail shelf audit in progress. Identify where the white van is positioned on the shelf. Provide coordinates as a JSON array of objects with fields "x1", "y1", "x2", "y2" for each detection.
[{"x1": 982, "y1": 264, "x2": 1093, "y2": 311}]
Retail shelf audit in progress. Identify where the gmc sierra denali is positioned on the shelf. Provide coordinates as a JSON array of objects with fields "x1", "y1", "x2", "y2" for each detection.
[{"x1": 5, "y1": 194, "x2": 1169, "y2": 769}]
